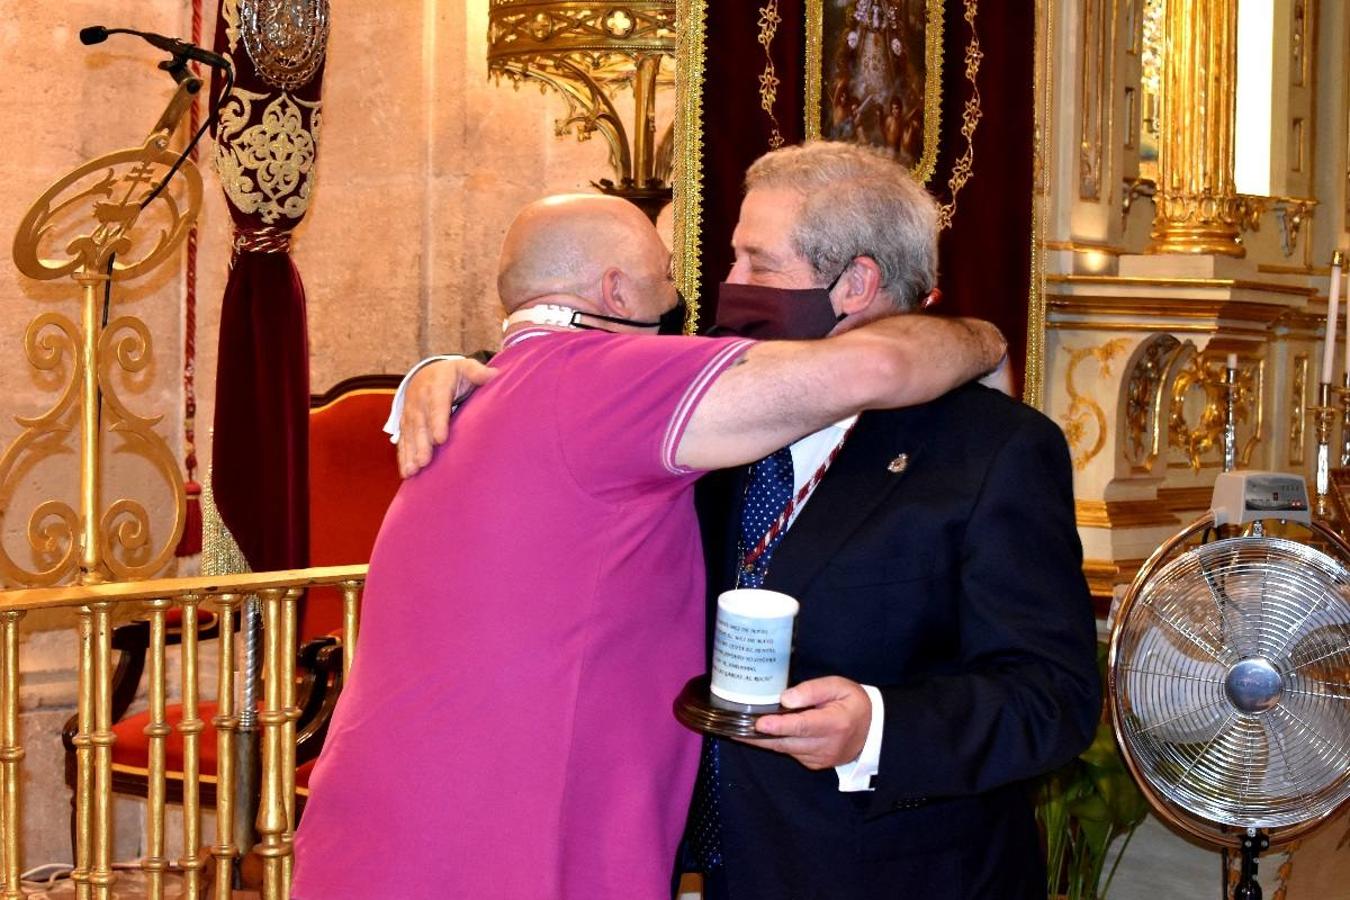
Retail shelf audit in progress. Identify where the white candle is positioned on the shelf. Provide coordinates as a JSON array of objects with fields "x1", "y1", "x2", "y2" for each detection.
[
  {"x1": 1227, "y1": 353, "x2": 1237, "y2": 371},
  {"x1": 1323, "y1": 250, "x2": 1344, "y2": 385}
]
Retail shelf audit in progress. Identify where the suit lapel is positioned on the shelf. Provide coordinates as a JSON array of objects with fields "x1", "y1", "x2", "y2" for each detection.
[{"x1": 763, "y1": 409, "x2": 921, "y2": 600}]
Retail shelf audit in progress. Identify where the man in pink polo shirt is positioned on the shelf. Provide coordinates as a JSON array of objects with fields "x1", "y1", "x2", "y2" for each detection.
[{"x1": 292, "y1": 194, "x2": 1002, "y2": 899}]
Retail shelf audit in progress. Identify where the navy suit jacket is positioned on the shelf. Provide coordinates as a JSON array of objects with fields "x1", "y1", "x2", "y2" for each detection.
[{"x1": 692, "y1": 383, "x2": 1101, "y2": 899}]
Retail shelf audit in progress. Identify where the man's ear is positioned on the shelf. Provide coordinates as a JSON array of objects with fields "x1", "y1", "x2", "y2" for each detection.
[
  {"x1": 835, "y1": 256, "x2": 883, "y2": 317},
  {"x1": 599, "y1": 267, "x2": 634, "y2": 317}
]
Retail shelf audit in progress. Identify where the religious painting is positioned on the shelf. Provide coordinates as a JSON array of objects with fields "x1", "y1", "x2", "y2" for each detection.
[{"x1": 807, "y1": 0, "x2": 943, "y2": 182}]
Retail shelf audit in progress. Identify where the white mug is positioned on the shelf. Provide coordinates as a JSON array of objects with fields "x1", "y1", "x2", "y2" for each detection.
[{"x1": 710, "y1": 588, "x2": 799, "y2": 706}]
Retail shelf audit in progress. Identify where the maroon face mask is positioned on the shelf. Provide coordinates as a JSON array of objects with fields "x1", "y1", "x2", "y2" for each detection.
[{"x1": 707, "y1": 282, "x2": 843, "y2": 340}]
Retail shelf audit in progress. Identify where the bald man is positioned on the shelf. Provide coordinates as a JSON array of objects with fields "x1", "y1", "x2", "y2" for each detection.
[{"x1": 291, "y1": 195, "x2": 1004, "y2": 900}]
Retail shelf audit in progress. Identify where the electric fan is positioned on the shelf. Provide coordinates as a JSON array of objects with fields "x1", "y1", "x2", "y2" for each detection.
[{"x1": 1109, "y1": 471, "x2": 1350, "y2": 899}]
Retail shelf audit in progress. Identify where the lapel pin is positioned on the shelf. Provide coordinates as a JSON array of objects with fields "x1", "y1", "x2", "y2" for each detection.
[{"x1": 887, "y1": 453, "x2": 909, "y2": 474}]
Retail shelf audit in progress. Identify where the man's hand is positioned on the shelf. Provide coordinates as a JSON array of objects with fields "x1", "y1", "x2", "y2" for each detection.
[
  {"x1": 741, "y1": 676, "x2": 871, "y2": 770},
  {"x1": 397, "y1": 358, "x2": 498, "y2": 477}
]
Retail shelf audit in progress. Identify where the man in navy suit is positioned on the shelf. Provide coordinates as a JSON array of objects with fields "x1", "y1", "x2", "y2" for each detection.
[
  {"x1": 683, "y1": 142, "x2": 1099, "y2": 899},
  {"x1": 395, "y1": 142, "x2": 1099, "y2": 899}
]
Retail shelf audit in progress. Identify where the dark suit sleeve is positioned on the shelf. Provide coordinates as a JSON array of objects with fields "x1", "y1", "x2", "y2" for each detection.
[{"x1": 866, "y1": 411, "x2": 1100, "y2": 815}]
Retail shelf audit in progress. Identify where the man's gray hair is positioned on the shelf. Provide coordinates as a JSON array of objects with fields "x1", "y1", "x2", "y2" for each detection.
[{"x1": 745, "y1": 141, "x2": 938, "y2": 311}]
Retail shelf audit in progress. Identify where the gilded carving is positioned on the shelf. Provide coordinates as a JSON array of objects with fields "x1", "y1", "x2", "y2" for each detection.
[
  {"x1": 1168, "y1": 351, "x2": 1260, "y2": 472},
  {"x1": 6, "y1": 84, "x2": 200, "y2": 584},
  {"x1": 1148, "y1": 0, "x2": 1244, "y2": 256},
  {"x1": 1124, "y1": 333, "x2": 1182, "y2": 472},
  {"x1": 214, "y1": 90, "x2": 322, "y2": 224},
  {"x1": 1290, "y1": 352, "x2": 1309, "y2": 466},
  {"x1": 1078, "y1": 0, "x2": 1118, "y2": 200},
  {"x1": 1274, "y1": 197, "x2": 1316, "y2": 259},
  {"x1": 1060, "y1": 339, "x2": 1131, "y2": 471},
  {"x1": 1136, "y1": 0, "x2": 1163, "y2": 182},
  {"x1": 488, "y1": 1, "x2": 677, "y2": 190}
]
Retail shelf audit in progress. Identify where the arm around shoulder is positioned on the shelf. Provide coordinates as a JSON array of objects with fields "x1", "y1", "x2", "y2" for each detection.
[{"x1": 675, "y1": 315, "x2": 1005, "y2": 471}]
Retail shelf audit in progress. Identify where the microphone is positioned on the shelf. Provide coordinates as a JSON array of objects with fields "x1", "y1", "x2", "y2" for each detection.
[{"x1": 80, "y1": 25, "x2": 231, "y2": 71}]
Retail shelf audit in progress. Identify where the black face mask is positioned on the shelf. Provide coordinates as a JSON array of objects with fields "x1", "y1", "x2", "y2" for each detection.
[
  {"x1": 707, "y1": 268, "x2": 847, "y2": 340},
  {"x1": 658, "y1": 295, "x2": 690, "y2": 335}
]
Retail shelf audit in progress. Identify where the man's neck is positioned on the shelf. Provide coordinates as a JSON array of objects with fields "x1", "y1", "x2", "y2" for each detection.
[{"x1": 503, "y1": 298, "x2": 657, "y2": 337}]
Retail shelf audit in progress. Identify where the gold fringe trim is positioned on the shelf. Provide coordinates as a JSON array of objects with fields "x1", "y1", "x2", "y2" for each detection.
[
  {"x1": 674, "y1": 0, "x2": 708, "y2": 332},
  {"x1": 1025, "y1": 0, "x2": 1052, "y2": 408},
  {"x1": 200, "y1": 473, "x2": 251, "y2": 578}
]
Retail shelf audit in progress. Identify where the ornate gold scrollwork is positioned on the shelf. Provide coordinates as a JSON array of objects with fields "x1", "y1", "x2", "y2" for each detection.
[
  {"x1": 1061, "y1": 338, "x2": 1131, "y2": 471},
  {"x1": 756, "y1": 0, "x2": 785, "y2": 149},
  {"x1": 5, "y1": 81, "x2": 200, "y2": 586},
  {"x1": 1290, "y1": 352, "x2": 1309, "y2": 466},
  {"x1": 95, "y1": 317, "x2": 186, "y2": 580},
  {"x1": 487, "y1": 1, "x2": 677, "y2": 188},
  {"x1": 937, "y1": 0, "x2": 982, "y2": 230},
  {"x1": 1273, "y1": 197, "x2": 1317, "y2": 259},
  {"x1": 1123, "y1": 333, "x2": 1181, "y2": 472},
  {"x1": 214, "y1": 89, "x2": 322, "y2": 224},
  {"x1": 12, "y1": 137, "x2": 202, "y2": 283},
  {"x1": 1168, "y1": 350, "x2": 1261, "y2": 471}
]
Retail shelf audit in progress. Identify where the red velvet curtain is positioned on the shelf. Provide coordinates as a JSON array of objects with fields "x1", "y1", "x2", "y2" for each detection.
[
  {"x1": 695, "y1": 4, "x2": 806, "y2": 311},
  {"x1": 208, "y1": 4, "x2": 328, "y2": 572},
  {"x1": 695, "y1": 1, "x2": 1035, "y2": 392}
]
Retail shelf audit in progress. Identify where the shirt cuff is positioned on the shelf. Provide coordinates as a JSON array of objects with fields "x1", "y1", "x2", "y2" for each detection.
[
  {"x1": 383, "y1": 355, "x2": 465, "y2": 442},
  {"x1": 835, "y1": 684, "x2": 883, "y2": 792}
]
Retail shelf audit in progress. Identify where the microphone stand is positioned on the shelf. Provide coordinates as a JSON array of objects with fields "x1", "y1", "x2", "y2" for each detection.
[{"x1": 7, "y1": 45, "x2": 210, "y2": 894}]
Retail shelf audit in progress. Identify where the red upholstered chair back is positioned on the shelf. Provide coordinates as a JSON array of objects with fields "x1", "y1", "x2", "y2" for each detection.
[{"x1": 305, "y1": 375, "x2": 403, "y2": 640}]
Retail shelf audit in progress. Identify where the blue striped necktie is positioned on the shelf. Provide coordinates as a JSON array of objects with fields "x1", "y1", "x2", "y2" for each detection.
[{"x1": 688, "y1": 446, "x2": 794, "y2": 870}]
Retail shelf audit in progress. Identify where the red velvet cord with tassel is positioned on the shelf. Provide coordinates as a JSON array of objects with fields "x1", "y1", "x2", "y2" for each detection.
[{"x1": 176, "y1": 0, "x2": 204, "y2": 558}]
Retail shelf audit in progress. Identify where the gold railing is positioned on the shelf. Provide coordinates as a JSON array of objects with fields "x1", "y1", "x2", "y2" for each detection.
[{"x1": 0, "y1": 565, "x2": 365, "y2": 900}]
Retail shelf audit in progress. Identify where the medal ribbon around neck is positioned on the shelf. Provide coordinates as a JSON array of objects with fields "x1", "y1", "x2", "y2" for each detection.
[{"x1": 737, "y1": 420, "x2": 859, "y2": 584}]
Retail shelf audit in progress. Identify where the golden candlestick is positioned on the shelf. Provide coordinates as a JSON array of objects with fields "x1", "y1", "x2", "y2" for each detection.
[
  {"x1": 1312, "y1": 382, "x2": 1337, "y2": 517},
  {"x1": 1339, "y1": 373, "x2": 1350, "y2": 469},
  {"x1": 4, "y1": 73, "x2": 203, "y2": 586}
]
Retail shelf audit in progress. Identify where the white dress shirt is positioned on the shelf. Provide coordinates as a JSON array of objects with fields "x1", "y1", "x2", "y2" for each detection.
[{"x1": 784, "y1": 418, "x2": 883, "y2": 792}]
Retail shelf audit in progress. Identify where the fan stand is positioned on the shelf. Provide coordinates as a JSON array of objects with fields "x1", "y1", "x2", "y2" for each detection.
[{"x1": 1228, "y1": 829, "x2": 1270, "y2": 900}]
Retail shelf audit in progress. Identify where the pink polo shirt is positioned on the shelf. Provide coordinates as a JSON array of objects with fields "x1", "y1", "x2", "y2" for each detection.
[{"x1": 294, "y1": 328, "x2": 753, "y2": 899}]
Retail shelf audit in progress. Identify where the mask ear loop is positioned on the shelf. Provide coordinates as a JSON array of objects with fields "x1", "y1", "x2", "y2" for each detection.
[{"x1": 824, "y1": 258, "x2": 857, "y2": 323}]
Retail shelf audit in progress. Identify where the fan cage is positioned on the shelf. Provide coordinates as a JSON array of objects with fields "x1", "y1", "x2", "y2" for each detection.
[{"x1": 1111, "y1": 527, "x2": 1350, "y2": 844}]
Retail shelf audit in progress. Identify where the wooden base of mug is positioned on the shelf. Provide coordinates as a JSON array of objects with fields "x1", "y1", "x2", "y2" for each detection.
[{"x1": 673, "y1": 674, "x2": 782, "y2": 739}]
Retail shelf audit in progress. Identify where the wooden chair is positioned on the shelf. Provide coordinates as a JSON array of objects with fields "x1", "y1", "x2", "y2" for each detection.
[{"x1": 61, "y1": 374, "x2": 402, "y2": 830}]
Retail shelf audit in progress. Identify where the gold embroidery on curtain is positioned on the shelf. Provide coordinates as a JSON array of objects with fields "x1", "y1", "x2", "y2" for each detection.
[
  {"x1": 674, "y1": 0, "x2": 708, "y2": 329},
  {"x1": 757, "y1": 1, "x2": 786, "y2": 149},
  {"x1": 214, "y1": 90, "x2": 323, "y2": 223},
  {"x1": 936, "y1": 0, "x2": 982, "y2": 230},
  {"x1": 223, "y1": 0, "x2": 242, "y2": 54}
]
